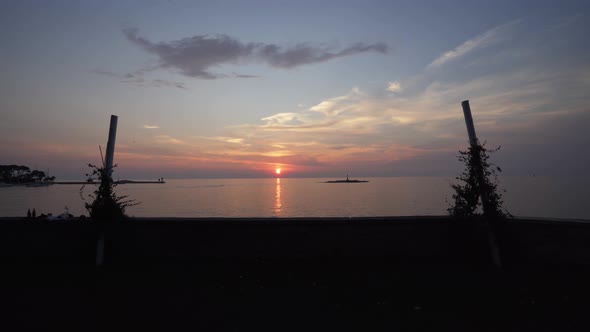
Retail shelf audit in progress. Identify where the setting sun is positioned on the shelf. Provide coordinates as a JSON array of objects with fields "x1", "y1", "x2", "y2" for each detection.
[{"x1": 275, "y1": 168, "x2": 281, "y2": 175}]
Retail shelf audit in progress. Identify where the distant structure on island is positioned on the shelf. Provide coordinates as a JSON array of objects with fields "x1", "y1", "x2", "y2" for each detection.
[{"x1": 324, "y1": 174, "x2": 369, "y2": 183}]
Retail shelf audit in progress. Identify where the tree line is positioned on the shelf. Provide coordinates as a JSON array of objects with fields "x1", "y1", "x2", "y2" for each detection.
[{"x1": 0, "y1": 165, "x2": 55, "y2": 184}]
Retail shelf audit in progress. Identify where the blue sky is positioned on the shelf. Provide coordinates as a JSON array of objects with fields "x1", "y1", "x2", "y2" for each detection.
[{"x1": 1, "y1": 0, "x2": 589, "y2": 179}]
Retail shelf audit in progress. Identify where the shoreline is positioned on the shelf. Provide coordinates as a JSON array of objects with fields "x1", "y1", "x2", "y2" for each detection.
[
  {"x1": 1, "y1": 180, "x2": 165, "y2": 186},
  {"x1": 55, "y1": 180, "x2": 165, "y2": 185}
]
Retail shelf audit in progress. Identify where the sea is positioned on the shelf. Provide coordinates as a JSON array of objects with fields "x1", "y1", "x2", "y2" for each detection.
[{"x1": 0, "y1": 177, "x2": 588, "y2": 220}]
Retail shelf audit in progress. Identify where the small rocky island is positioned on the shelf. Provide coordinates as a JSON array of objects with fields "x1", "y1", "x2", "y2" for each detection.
[
  {"x1": 0, "y1": 164, "x2": 55, "y2": 187},
  {"x1": 324, "y1": 174, "x2": 369, "y2": 183}
]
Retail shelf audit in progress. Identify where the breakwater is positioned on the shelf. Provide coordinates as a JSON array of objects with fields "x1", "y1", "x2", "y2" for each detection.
[{"x1": 54, "y1": 180, "x2": 164, "y2": 185}]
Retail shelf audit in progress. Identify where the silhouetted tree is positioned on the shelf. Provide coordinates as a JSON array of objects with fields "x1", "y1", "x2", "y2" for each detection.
[
  {"x1": 29, "y1": 170, "x2": 46, "y2": 182},
  {"x1": 43, "y1": 175, "x2": 56, "y2": 182},
  {"x1": 0, "y1": 165, "x2": 54, "y2": 184}
]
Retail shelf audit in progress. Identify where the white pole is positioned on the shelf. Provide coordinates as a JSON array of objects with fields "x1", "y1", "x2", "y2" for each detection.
[
  {"x1": 461, "y1": 100, "x2": 478, "y2": 146},
  {"x1": 461, "y1": 100, "x2": 492, "y2": 214},
  {"x1": 461, "y1": 100, "x2": 502, "y2": 268},
  {"x1": 104, "y1": 115, "x2": 118, "y2": 177},
  {"x1": 96, "y1": 115, "x2": 118, "y2": 268}
]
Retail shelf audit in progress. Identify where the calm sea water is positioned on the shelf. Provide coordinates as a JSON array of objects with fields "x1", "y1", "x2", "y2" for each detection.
[{"x1": 0, "y1": 177, "x2": 588, "y2": 219}]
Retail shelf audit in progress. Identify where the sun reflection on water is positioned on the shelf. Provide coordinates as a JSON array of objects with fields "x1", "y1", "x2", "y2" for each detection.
[{"x1": 274, "y1": 177, "x2": 282, "y2": 215}]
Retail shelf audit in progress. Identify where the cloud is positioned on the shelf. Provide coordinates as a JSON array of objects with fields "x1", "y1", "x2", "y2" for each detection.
[
  {"x1": 386, "y1": 81, "x2": 401, "y2": 92},
  {"x1": 91, "y1": 69, "x2": 186, "y2": 89},
  {"x1": 97, "y1": 15, "x2": 589, "y2": 178},
  {"x1": 123, "y1": 28, "x2": 388, "y2": 79},
  {"x1": 258, "y1": 42, "x2": 387, "y2": 69},
  {"x1": 155, "y1": 135, "x2": 184, "y2": 145},
  {"x1": 143, "y1": 125, "x2": 160, "y2": 129},
  {"x1": 218, "y1": 87, "x2": 438, "y2": 172},
  {"x1": 151, "y1": 79, "x2": 186, "y2": 89},
  {"x1": 427, "y1": 19, "x2": 521, "y2": 69},
  {"x1": 231, "y1": 73, "x2": 260, "y2": 79},
  {"x1": 261, "y1": 113, "x2": 305, "y2": 126},
  {"x1": 309, "y1": 87, "x2": 364, "y2": 116},
  {"x1": 216, "y1": 27, "x2": 590, "y2": 175},
  {"x1": 91, "y1": 69, "x2": 120, "y2": 78}
]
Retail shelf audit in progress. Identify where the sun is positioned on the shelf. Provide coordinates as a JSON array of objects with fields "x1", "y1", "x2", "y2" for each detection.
[{"x1": 275, "y1": 168, "x2": 281, "y2": 175}]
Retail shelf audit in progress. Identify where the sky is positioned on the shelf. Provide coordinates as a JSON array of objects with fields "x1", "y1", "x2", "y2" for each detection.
[{"x1": 1, "y1": 0, "x2": 589, "y2": 179}]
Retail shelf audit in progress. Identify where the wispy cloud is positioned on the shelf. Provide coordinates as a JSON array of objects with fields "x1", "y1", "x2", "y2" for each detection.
[
  {"x1": 258, "y1": 42, "x2": 388, "y2": 69},
  {"x1": 143, "y1": 124, "x2": 160, "y2": 129},
  {"x1": 123, "y1": 28, "x2": 388, "y2": 79},
  {"x1": 155, "y1": 135, "x2": 184, "y2": 145},
  {"x1": 91, "y1": 69, "x2": 186, "y2": 89},
  {"x1": 427, "y1": 19, "x2": 521, "y2": 69},
  {"x1": 386, "y1": 81, "x2": 401, "y2": 92},
  {"x1": 91, "y1": 69, "x2": 120, "y2": 78}
]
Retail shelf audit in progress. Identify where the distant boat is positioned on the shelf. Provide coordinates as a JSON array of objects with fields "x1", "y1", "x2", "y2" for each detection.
[{"x1": 324, "y1": 174, "x2": 369, "y2": 183}]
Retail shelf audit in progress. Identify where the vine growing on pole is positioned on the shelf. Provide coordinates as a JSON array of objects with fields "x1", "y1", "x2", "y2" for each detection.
[
  {"x1": 448, "y1": 143, "x2": 510, "y2": 218},
  {"x1": 80, "y1": 163, "x2": 138, "y2": 220}
]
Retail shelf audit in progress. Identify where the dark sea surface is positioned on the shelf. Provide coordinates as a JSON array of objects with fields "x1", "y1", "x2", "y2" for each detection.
[{"x1": 0, "y1": 177, "x2": 588, "y2": 219}]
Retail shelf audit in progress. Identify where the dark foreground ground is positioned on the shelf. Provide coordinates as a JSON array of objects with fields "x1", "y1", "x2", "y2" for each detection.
[{"x1": 1, "y1": 217, "x2": 589, "y2": 331}]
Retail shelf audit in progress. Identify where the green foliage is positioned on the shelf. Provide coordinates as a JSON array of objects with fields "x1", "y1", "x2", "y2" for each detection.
[
  {"x1": 80, "y1": 164, "x2": 138, "y2": 220},
  {"x1": 448, "y1": 143, "x2": 510, "y2": 218}
]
